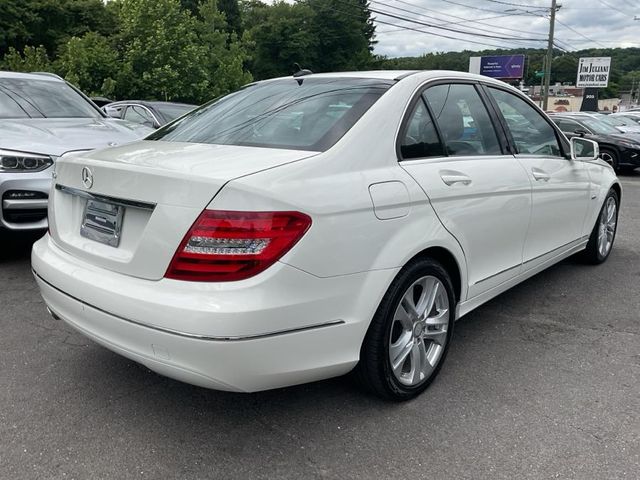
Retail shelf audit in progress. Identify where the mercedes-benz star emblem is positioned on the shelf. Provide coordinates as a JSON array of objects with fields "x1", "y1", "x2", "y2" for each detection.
[{"x1": 81, "y1": 166, "x2": 94, "y2": 189}]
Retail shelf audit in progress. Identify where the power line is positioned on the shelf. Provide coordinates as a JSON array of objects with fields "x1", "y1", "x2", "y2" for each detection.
[
  {"x1": 390, "y1": 0, "x2": 548, "y2": 37},
  {"x1": 369, "y1": 0, "x2": 547, "y2": 42},
  {"x1": 366, "y1": 4, "x2": 548, "y2": 42},
  {"x1": 376, "y1": 12, "x2": 529, "y2": 35},
  {"x1": 333, "y1": 5, "x2": 532, "y2": 50},
  {"x1": 439, "y1": 0, "x2": 545, "y2": 16},
  {"x1": 483, "y1": 0, "x2": 548, "y2": 8},
  {"x1": 596, "y1": 0, "x2": 631, "y2": 16},
  {"x1": 554, "y1": 17, "x2": 608, "y2": 48}
]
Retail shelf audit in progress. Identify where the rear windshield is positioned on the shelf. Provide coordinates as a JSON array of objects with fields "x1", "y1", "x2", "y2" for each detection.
[
  {"x1": 579, "y1": 117, "x2": 619, "y2": 135},
  {"x1": 0, "y1": 78, "x2": 101, "y2": 119},
  {"x1": 148, "y1": 78, "x2": 393, "y2": 151}
]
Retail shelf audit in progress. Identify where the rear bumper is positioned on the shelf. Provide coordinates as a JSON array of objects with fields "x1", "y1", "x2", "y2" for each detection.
[
  {"x1": 0, "y1": 167, "x2": 52, "y2": 230},
  {"x1": 32, "y1": 234, "x2": 397, "y2": 392}
]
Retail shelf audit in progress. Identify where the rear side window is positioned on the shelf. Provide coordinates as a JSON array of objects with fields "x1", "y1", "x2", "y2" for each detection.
[
  {"x1": 149, "y1": 78, "x2": 393, "y2": 152},
  {"x1": 423, "y1": 84, "x2": 502, "y2": 157},
  {"x1": 400, "y1": 100, "x2": 444, "y2": 159},
  {"x1": 554, "y1": 118, "x2": 583, "y2": 134},
  {"x1": 488, "y1": 87, "x2": 562, "y2": 157}
]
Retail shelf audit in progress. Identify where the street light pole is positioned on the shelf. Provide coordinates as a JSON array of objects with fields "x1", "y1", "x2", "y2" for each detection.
[{"x1": 542, "y1": 0, "x2": 558, "y2": 111}]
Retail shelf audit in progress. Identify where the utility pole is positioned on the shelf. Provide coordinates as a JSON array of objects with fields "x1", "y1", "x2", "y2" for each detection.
[{"x1": 542, "y1": 0, "x2": 559, "y2": 111}]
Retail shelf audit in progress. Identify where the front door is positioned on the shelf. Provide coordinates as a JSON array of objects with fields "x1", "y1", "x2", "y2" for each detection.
[{"x1": 485, "y1": 87, "x2": 591, "y2": 268}]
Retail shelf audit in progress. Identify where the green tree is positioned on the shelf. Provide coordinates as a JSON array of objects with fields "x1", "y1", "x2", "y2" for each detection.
[
  {"x1": 302, "y1": 0, "x2": 376, "y2": 72},
  {"x1": 114, "y1": 0, "x2": 211, "y2": 102},
  {"x1": 56, "y1": 32, "x2": 119, "y2": 97},
  {"x1": 0, "y1": 0, "x2": 117, "y2": 58},
  {"x1": 0, "y1": 0, "x2": 40, "y2": 57},
  {"x1": 243, "y1": 0, "x2": 317, "y2": 80},
  {"x1": 551, "y1": 55, "x2": 579, "y2": 84},
  {"x1": 2, "y1": 45, "x2": 52, "y2": 72},
  {"x1": 112, "y1": 0, "x2": 251, "y2": 103},
  {"x1": 218, "y1": 0, "x2": 243, "y2": 36},
  {"x1": 196, "y1": 0, "x2": 252, "y2": 98}
]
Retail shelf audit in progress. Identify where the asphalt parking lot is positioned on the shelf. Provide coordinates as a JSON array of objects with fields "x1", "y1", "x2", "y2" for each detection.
[{"x1": 2, "y1": 174, "x2": 639, "y2": 480}]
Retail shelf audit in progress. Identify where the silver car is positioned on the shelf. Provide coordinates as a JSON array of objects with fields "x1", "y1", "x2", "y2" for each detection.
[{"x1": 0, "y1": 71, "x2": 151, "y2": 231}]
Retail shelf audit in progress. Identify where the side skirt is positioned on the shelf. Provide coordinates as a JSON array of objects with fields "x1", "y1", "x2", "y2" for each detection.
[{"x1": 455, "y1": 238, "x2": 588, "y2": 320}]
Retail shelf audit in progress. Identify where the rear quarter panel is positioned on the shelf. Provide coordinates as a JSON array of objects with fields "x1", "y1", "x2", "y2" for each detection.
[{"x1": 208, "y1": 75, "x2": 469, "y2": 300}]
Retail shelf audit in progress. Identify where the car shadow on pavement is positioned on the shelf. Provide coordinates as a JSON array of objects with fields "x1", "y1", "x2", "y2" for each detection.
[{"x1": 0, "y1": 230, "x2": 45, "y2": 263}]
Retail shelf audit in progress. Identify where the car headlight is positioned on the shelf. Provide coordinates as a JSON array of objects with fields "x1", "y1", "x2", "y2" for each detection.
[{"x1": 0, "y1": 149, "x2": 53, "y2": 173}]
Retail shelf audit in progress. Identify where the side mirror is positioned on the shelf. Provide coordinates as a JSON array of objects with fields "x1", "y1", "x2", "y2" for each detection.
[{"x1": 570, "y1": 137, "x2": 599, "y2": 162}]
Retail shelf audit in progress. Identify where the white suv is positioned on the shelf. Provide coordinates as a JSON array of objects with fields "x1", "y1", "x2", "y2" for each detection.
[{"x1": 0, "y1": 71, "x2": 151, "y2": 231}]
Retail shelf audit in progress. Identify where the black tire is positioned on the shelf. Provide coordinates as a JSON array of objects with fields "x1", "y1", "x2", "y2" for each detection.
[
  {"x1": 599, "y1": 148, "x2": 620, "y2": 172},
  {"x1": 354, "y1": 258, "x2": 456, "y2": 401},
  {"x1": 582, "y1": 189, "x2": 619, "y2": 264}
]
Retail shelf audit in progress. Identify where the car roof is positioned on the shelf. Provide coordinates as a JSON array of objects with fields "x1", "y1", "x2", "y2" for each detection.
[
  {"x1": 0, "y1": 70, "x2": 63, "y2": 82},
  {"x1": 549, "y1": 115, "x2": 584, "y2": 120},
  {"x1": 266, "y1": 70, "x2": 519, "y2": 88},
  {"x1": 107, "y1": 100, "x2": 196, "y2": 108}
]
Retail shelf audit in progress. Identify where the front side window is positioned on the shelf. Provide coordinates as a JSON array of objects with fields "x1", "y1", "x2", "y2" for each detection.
[
  {"x1": 423, "y1": 83, "x2": 502, "y2": 157},
  {"x1": 488, "y1": 87, "x2": 562, "y2": 156},
  {"x1": 0, "y1": 78, "x2": 101, "y2": 119},
  {"x1": 149, "y1": 78, "x2": 393, "y2": 152},
  {"x1": 400, "y1": 100, "x2": 444, "y2": 159}
]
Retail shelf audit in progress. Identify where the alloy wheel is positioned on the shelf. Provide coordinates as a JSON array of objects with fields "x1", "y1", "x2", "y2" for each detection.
[
  {"x1": 598, "y1": 196, "x2": 617, "y2": 258},
  {"x1": 388, "y1": 275, "x2": 449, "y2": 387}
]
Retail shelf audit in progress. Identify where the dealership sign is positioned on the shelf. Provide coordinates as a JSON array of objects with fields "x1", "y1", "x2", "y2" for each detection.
[
  {"x1": 469, "y1": 54, "x2": 525, "y2": 79},
  {"x1": 576, "y1": 57, "x2": 611, "y2": 88}
]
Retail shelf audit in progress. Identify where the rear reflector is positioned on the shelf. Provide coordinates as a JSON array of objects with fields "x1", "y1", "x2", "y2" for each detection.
[{"x1": 165, "y1": 210, "x2": 312, "y2": 282}]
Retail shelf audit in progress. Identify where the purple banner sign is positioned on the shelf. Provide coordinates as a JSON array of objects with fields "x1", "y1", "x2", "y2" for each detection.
[{"x1": 480, "y1": 55, "x2": 525, "y2": 79}]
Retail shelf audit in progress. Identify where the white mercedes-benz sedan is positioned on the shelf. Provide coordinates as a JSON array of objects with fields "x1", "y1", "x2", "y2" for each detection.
[{"x1": 32, "y1": 71, "x2": 620, "y2": 400}]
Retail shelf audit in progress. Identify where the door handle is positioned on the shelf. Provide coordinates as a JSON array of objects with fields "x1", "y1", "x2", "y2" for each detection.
[
  {"x1": 531, "y1": 168, "x2": 550, "y2": 182},
  {"x1": 440, "y1": 172, "x2": 472, "y2": 186}
]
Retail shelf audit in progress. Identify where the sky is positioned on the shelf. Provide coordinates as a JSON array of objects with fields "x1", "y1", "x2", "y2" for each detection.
[{"x1": 371, "y1": 0, "x2": 640, "y2": 58}]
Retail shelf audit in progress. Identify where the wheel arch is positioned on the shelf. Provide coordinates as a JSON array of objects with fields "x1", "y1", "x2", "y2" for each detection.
[
  {"x1": 408, "y1": 246, "x2": 463, "y2": 303},
  {"x1": 611, "y1": 181, "x2": 622, "y2": 205}
]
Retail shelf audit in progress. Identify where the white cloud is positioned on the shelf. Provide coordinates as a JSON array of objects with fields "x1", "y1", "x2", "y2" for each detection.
[{"x1": 371, "y1": 0, "x2": 640, "y2": 57}]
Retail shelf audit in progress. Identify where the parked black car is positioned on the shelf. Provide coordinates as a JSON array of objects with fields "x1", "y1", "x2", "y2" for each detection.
[
  {"x1": 103, "y1": 101, "x2": 196, "y2": 128},
  {"x1": 549, "y1": 113, "x2": 640, "y2": 171}
]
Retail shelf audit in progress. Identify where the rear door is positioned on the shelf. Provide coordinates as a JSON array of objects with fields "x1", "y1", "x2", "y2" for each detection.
[
  {"x1": 400, "y1": 82, "x2": 532, "y2": 298},
  {"x1": 484, "y1": 87, "x2": 591, "y2": 269}
]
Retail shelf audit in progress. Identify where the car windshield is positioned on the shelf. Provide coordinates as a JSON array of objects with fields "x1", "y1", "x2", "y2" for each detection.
[
  {"x1": 149, "y1": 77, "x2": 393, "y2": 151},
  {"x1": 619, "y1": 114, "x2": 640, "y2": 124},
  {"x1": 155, "y1": 104, "x2": 194, "y2": 122},
  {"x1": 0, "y1": 78, "x2": 101, "y2": 119},
  {"x1": 605, "y1": 116, "x2": 625, "y2": 126},
  {"x1": 578, "y1": 117, "x2": 619, "y2": 135}
]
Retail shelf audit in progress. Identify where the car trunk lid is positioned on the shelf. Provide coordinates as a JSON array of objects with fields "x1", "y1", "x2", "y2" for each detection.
[{"x1": 49, "y1": 140, "x2": 317, "y2": 280}]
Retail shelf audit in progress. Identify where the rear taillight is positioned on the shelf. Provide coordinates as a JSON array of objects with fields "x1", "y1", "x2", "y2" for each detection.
[{"x1": 165, "y1": 210, "x2": 312, "y2": 282}]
